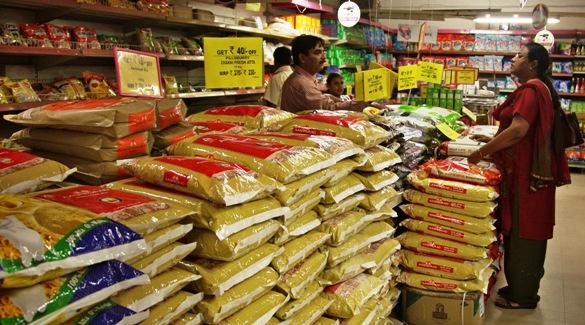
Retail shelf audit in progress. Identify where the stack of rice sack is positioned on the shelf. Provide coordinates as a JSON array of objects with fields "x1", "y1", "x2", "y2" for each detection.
[
  {"x1": 26, "y1": 183, "x2": 200, "y2": 324},
  {"x1": 396, "y1": 156, "x2": 501, "y2": 297}
]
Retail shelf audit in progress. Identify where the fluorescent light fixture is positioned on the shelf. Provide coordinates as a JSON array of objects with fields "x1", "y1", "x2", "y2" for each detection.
[{"x1": 474, "y1": 15, "x2": 560, "y2": 24}]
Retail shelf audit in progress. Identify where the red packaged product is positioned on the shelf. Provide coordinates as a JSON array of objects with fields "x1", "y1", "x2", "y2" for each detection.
[
  {"x1": 451, "y1": 35, "x2": 464, "y2": 51},
  {"x1": 464, "y1": 35, "x2": 476, "y2": 52},
  {"x1": 45, "y1": 24, "x2": 72, "y2": 49},
  {"x1": 445, "y1": 57, "x2": 458, "y2": 68},
  {"x1": 432, "y1": 35, "x2": 443, "y2": 51},
  {"x1": 419, "y1": 157, "x2": 502, "y2": 185},
  {"x1": 440, "y1": 34, "x2": 452, "y2": 51},
  {"x1": 72, "y1": 26, "x2": 101, "y2": 49},
  {"x1": 457, "y1": 58, "x2": 469, "y2": 67},
  {"x1": 20, "y1": 23, "x2": 53, "y2": 48},
  {"x1": 433, "y1": 56, "x2": 446, "y2": 66}
]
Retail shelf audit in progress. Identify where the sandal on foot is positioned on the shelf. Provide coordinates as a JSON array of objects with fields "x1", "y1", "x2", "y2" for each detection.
[{"x1": 495, "y1": 297, "x2": 537, "y2": 310}]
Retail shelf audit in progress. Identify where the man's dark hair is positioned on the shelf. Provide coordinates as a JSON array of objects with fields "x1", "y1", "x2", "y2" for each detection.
[
  {"x1": 273, "y1": 46, "x2": 292, "y2": 66},
  {"x1": 326, "y1": 72, "x2": 343, "y2": 85},
  {"x1": 291, "y1": 34, "x2": 325, "y2": 65}
]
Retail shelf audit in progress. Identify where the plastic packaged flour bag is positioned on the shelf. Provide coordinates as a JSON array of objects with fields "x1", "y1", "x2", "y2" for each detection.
[
  {"x1": 186, "y1": 105, "x2": 295, "y2": 130},
  {"x1": 403, "y1": 190, "x2": 497, "y2": 218},
  {"x1": 408, "y1": 173, "x2": 499, "y2": 202},
  {"x1": 354, "y1": 145, "x2": 401, "y2": 172},
  {"x1": 324, "y1": 273, "x2": 384, "y2": 318},
  {"x1": 420, "y1": 157, "x2": 502, "y2": 185},
  {"x1": 62, "y1": 300, "x2": 150, "y2": 325}
]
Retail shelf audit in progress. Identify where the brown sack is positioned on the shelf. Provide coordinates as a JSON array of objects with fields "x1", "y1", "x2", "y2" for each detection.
[{"x1": 155, "y1": 98, "x2": 187, "y2": 130}]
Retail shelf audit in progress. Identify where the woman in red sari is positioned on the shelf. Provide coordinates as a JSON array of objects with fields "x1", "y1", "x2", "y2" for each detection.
[{"x1": 468, "y1": 42, "x2": 570, "y2": 309}]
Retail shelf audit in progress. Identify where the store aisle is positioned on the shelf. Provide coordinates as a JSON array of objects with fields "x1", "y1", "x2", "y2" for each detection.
[{"x1": 485, "y1": 173, "x2": 585, "y2": 325}]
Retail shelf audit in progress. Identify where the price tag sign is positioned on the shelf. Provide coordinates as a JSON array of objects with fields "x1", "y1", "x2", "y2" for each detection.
[
  {"x1": 204, "y1": 37, "x2": 263, "y2": 89},
  {"x1": 418, "y1": 61, "x2": 444, "y2": 84},
  {"x1": 436, "y1": 123, "x2": 461, "y2": 140},
  {"x1": 362, "y1": 69, "x2": 389, "y2": 101},
  {"x1": 398, "y1": 65, "x2": 419, "y2": 91},
  {"x1": 462, "y1": 107, "x2": 477, "y2": 122},
  {"x1": 114, "y1": 48, "x2": 163, "y2": 98},
  {"x1": 456, "y1": 68, "x2": 478, "y2": 85}
]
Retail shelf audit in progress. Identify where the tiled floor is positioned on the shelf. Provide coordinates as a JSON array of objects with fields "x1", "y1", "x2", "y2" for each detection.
[{"x1": 484, "y1": 173, "x2": 585, "y2": 325}]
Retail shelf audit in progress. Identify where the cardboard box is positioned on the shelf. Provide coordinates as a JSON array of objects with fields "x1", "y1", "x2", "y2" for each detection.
[{"x1": 402, "y1": 287, "x2": 485, "y2": 325}]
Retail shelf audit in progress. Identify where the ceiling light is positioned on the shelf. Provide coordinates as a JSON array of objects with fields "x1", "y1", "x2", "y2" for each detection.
[
  {"x1": 474, "y1": 16, "x2": 560, "y2": 24},
  {"x1": 513, "y1": 14, "x2": 519, "y2": 18}
]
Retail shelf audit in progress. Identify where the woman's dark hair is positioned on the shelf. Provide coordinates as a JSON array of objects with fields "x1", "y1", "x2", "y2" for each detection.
[
  {"x1": 273, "y1": 46, "x2": 292, "y2": 66},
  {"x1": 291, "y1": 35, "x2": 325, "y2": 65},
  {"x1": 525, "y1": 42, "x2": 561, "y2": 112},
  {"x1": 326, "y1": 72, "x2": 343, "y2": 85}
]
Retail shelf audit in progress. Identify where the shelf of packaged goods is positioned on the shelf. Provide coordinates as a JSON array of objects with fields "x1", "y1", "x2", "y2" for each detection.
[
  {"x1": 479, "y1": 70, "x2": 511, "y2": 75},
  {"x1": 338, "y1": 64, "x2": 364, "y2": 70},
  {"x1": 552, "y1": 73, "x2": 574, "y2": 78},
  {"x1": 334, "y1": 40, "x2": 369, "y2": 49},
  {"x1": 568, "y1": 162, "x2": 585, "y2": 169},
  {"x1": 574, "y1": 71, "x2": 585, "y2": 75},
  {"x1": 559, "y1": 92, "x2": 585, "y2": 98},
  {"x1": 165, "y1": 55, "x2": 205, "y2": 62},
  {"x1": 550, "y1": 54, "x2": 574, "y2": 60},
  {"x1": 270, "y1": 0, "x2": 335, "y2": 14},
  {"x1": 391, "y1": 50, "x2": 517, "y2": 56},
  {"x1": 575, "y1": 56, "x2": 585, "y2": 59},
  {"x1": 167, "y1": 88, "x2": 265, "y2": 99},
  {"x1": 0, "y1": 45, "x2": 80, "y2": 57}
]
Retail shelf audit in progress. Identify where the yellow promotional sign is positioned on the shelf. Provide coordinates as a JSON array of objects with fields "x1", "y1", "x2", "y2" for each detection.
[
  {"x1": 204, "y1": 37, "x2": 263, "y2": 89},
  {"x1": 369, "y1": 61, "x2": 398, "y2": 92},
  {"x1": 363, "y1": 69, "x2": 388, "y2": 101},
  {"x1": 398, "y1": 64, "x2": 419, "y2": 91},
  {"x1": 114, "y1": 48, "x2": 163, "y2": 98},
  {"x1": 462, "y1": 107, "x2": 477, "y2": 122},
  {"x1": 456, "y1": 68, "x2": 479, "y2": 85},
  {"x1": 436, "y1": 123, "x2": 461, "y2": 140},
  {"x1": 418, "y1": 61, "x2": 444, "y2": 85}
]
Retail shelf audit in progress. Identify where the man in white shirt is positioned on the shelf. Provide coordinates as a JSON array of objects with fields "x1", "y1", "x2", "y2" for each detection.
[{"x1": 264, "y1": 46, "x2": 293, "y2": 107}]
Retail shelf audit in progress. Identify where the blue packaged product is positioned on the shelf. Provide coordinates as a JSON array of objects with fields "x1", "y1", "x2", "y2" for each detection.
[{"x1": 65, "y1": 300, "x2": 149, "y2": 325}]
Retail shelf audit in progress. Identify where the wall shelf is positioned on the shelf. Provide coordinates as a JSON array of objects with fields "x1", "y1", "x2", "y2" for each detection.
[{"x1": 391, "y1": 49, "x2": 517, "y2": 57}]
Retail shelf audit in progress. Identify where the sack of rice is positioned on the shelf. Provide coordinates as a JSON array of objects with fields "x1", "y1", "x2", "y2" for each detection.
[
  {"x1": 359, "y1": 239, "x2": 401, "y2": 271},
  {"x1": 324, "y1": 273, "x2": 384, "y2": 318},
  {"x1": 197, "y1": 267, "x2": 279, "y2": 324},
  {"x1": 0, "y1": 148, "x2": 74, "y2": 194},
  {"x1": 400, "y1": 219, "x2": 496, "y2": 247},
  {"x1": 397, "y1": 268, "x2": 494, "y2": 294},
  {"x1": 420, "y1": 157, "x2": 502, "y2": 185},
  {"x1": 179, "y1": 243, "x2": 282, "y2": 296},
  {"x1": 167, "y1": 134, "x2": 335, "y2": 183},
  {"x1": 113, "y1": 268, "x2": 201, "y2": 312},
  {"x1": 276, "y1": 281, "x2": 323, "y2": 320},
  {"x1": 320, "y1": 253, "x2": 369, "y2": 285},
  {"x1": 367, "y1": 255, "x2": 400, "y2": 280},
  {"x1": 173, "y1": 313, "x2": 204, "y2": 325},
  {"x1": 322, "y1": 174, "x2": 365, "y2": 204},
  {"x1": 12, "y1": 129, "x2": 153, "y2": 162},
  {"x1": 276, "y1": 250, "x2": 328, "y2": 298},
  {"x1": 272, "y1": 231, "x2": 331, "y2": 274},
  {"x1": 397, "y1": 232, "x2": 488, "y2": 261},
  {"x1": 400, "y1": 204, "x2": 496, "y2": 234},
  {"x1": 353, "y1": 170, "x2": 399, "y2": 192},
  {"x1": 398, "y1": 250, "x2": 491, "y2": 281},
  {"x1": 130, "y1": 242, "x2": 197, "y2": 277},
  {"x1": 359, "y1": 221, "x2": 396, "y2": 243},
  {"x1": 408, "y1": 173, "x2": 499, "y2": 202},
  {"x1": 62, "y1": 300, "x2": 149, "y2": 325},
  {"x1": 363, "y1": 204, "x2": 398, "y2": 223},
  {"x1": 186, "y1": 105, "x2": 295, "y2": 130},
  {"x1": 279, "y1": 294, "x2": 333, "y2": 325},
  {"x1": 278, "y1": 111, "x2": 390, "y2": 148},
  {"x1": 220, "y1": 291, "x2": 289, "y2": 325},
  {"x1": 5, "y1": 98, "x2": 157, "y2": 137},
  {"x1": 324, "y1": 159, "x2": 363, "y2": 187},
  {"x1": 403, "y1": 189, "x2": 497, "y2": 218},
  {"x1": 190, "y1": 120, "x2": 244, "y2": 134},
  {"x1": 282, "y1": 188, "x2": 324, "y2": 225},
  {"x1": 138, "y1": 223, "x2": 193, "y2": 258},
  {"x1": 274, "y1": 169, "x2": 334, "y2": 206},
  {"x1": 326, "y1": 222, "x2": 396, "y2": 267},
  {"x1": 35, "y1": 185, "x2": 192, "y2": 235},
  {"x1": 0, "y1": 194, "x2": 147, "y2": 287},
  {"x1": 246, "y1": 132, "x2": 364, "y2": 162},
  {"x1": 354, "y1": 146, "x2": 401, "y2": 172},
  {"x1": 155, "y1": 98, "x2": 187, "y2": 130},
  {"x1": 0, "y1": 260, "x2": 149, "y2": 325},
  {"x1": 267, "y1": 318, "x2": 280, "y2": 325},
  {"x1": 272, "y1": 211, "x2": 321, "y2": 246},
  {"x1": 141, "y1": 291, "x2": 204, "y2": 325},
  {"x1": 340, "y1": 297, "x2": 379, "y2": 325},
  {"x1": 315, "y1": 317, "x2": 340, "y2": 325},
  {"x1": 153, "y1": 123, "x2": 196, "y2": 150},
  {"x1": 376, "y1": 288, "x2": 401, "y2": 318},
  {"x1": 319, "y1": 210, "x2": 369, "y2": 246},
  {"x1": 315, "y1": 193, "x2": 365, "y2": 221},
  {"x1": 124, "y1": 155, "x2": 282, "y2": 206},
  {"x1": 360, "y1": 186, "x2": 400, "y2": 211}
]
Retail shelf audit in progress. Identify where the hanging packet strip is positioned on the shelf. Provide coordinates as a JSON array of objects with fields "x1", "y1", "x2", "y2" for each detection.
[
  {"x1": 403, "y1": 189, "x2": 497, "y2": 218},
  {"x1": 408, "y1": 173, "x2": 499, "y2": 202},
  {"x1": 398, "y1": 250, "x2": 492, "y2": 281},
  {"x1": 186, "y1": 105, "x2": 296, "y2": 130},
  {"x1": 400, "y1": 204, "x2": 496, "y2": 234}
]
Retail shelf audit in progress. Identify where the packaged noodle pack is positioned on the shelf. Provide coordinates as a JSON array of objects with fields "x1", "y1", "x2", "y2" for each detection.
[
  {"x1": 167, "y1": 133, "x2": 335, "y2": 184},
  {"x1": 124, "y1": 155, "x2": 282, "y2": 206},
  {"x1": 400, "y1": 204, "x2": 496, "y2": 234},
  {"x1": 398, "y1": 232, "x2": 488, "y2": 261},
  {"x1": 353, "y1": 170, "x2": 399, "y2": 192},
  {"x1": 276, "y1": 250, "x2": 328, "y2": 298},
  {"x1": 283, "y1": 188, "x2": 324, "y2": 225},
  {"x1": 197, "y1": 267, "x2": 279, "y2": 324},
  {"x1": 319, "y1": 210, "x2": 369, "y2": 246},
  {"x1": 279, "y1": 111, "x2": 390, "y2": 148},
  {"x1": 420, "y1": 157, "x2": 502, "y2": 185},
  {"x1": 273, "y1": 211, "x2": 321, "y2": 246},
  {"x1": 400, "y1": 219, "x2": 496, "y2": 247},
  {"x1": 279, "y1": 294, "x2": 332, "y2": 325},
  {"x1": 0, "y1": 148, "x2": 74, "y2": 194},
  {"x1": 113, "y1": 268, "x2": 200, "y2": 312},
  {"x1": 0, "y1": 194, "x2": 146, "y2": 286},
  {"x1": 403, "y1": 189, "x2": 497, "y2": 218},
  {"x1": 186, "y1": 105, "x2": 295, "y2": 130},
  {"x1": 275, "y1": 169, "x2": 334, "y2": 206},
  {"x1": 0, "y1": 260, "x2": 149, "y2": 325},
  {"x1": 271, "y1": 231, "x2": 331, "y2": 274},
  {"x1": 173, "y1": 313, "x2": 203, "y2": 325},
  {"x1": 398, "y1": 250, "x2": 492, "y2": 281},
  {"x1": 187, "y1": 220, "x2": 280, "y2": 261},
  {"x1": 315, "y1": 193, "x2": 365, "y2": 221},
  {"x1": 130, "y1": 242, "x2": 197, "y2": 277},
  {"x1": 397, "y1": 268, "x2": 494, "y2": 294},
  {"x1": 354, "y1": 145, "x2": 401, "y2": 172},
  {"x1": 324, "y1": 159, "x2": 363, "y2": 187},
  {"x1": 4, "y1": 98, "x2": 157, "y2": 138},
  {"x1": 106, "y1": 178, "x2": 287, "y2": 240},
  {"x1": 220, "y1": 291, "x2": 289, "y2": 325},
  {"x1": 246, "y1": 132, "x2": 364, "y2": 162},
  {"x1": 322, "y1": 174, "x2": 365, "y2": 205},
  {"x1": 408, "y1": 173, "x2": 499, "y2": 202},
  {"x1": 62, "y1": 300, "x2": 150, "y2": 325},
  {"x1": 179, "y1": 243, "x2": 282, "y2": 296},
  {"x1": 141, "y1": 290, "x2": 204, "y2": 325},
  {"x1": 155, "y1": 99, "x2": 187, "y2": 130},
  {"x1": 35, "y1": 185, "x2": 191, "y2": 235},
  {"x1": 276, "y1": 281, "x2": 323, "y2": 320},
  {"x1": 360, "y1": 186, "x2": 400, "y2": 211},
  {"x1": 324, "y1": 273, "x2": 384, "y2": 318}
]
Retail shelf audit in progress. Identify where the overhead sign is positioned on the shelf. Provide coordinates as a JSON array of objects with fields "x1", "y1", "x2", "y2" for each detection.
[
  {"x1": 418, "y1": 61, "x2": 444, "y2": 85},
  {"x1": 338, "y1": 1, "x2": 361, "y2": 27},
  {"x1": 535, "y1": 29, "x2": 555, "y2": 50},
  {"x1": 397, "y1": 24, "x2": 420, "y2": 43},
  {"x1": 114, "y1": 48, "x2": 163, "y2": 98},
  {"x1": 204, "y1": 37, "x2": 263, "y2": 89},
  {"x1": 398, "y1": 64, "x2": 419, "y2": 91}
]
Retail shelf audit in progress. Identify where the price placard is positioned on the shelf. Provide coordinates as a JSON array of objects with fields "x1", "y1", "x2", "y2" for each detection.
[
  {"x1": 114, "y1": 48, "x2": 163, "y2": 98},
  {"x1": 398, "y1": 64, "x2": 419, "y2": 91},
  {"x1": 456, "y1": 68, "x2": 479, "y2": 85},
  {"x1": 418, "y1": 61, "x2": 444, "y2": 84},
  {"x1": 436, "y1": 123, "x2": 461, "y2": 140},
  {"x1": 204, "y1": 37, "x2": 263, "y2": 89}
]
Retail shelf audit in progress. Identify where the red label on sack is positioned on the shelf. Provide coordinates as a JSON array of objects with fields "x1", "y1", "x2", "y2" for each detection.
[
  {"x1": 428, "y1": 225, "x2": 465, "y2": 238},
  {"x1": 428, "y1": 198, "x2": 465, "y2": 210},
  {"x1": 128, "y1": 109, "x2": 156, "y2": 133},
  {"x1": 155, "y1": 156, "x2": 252, "y2": 178},
  {"x1": 427, "y1": 211, "x2": 466, "y2": 225},
  {"x1": 416, "y1": 261, "x2": 454, "y2": 273},
  {"x1": 421, "y1": 280, "x2": 457, "y2": 289},
  {"x1": 429, "y1": 182, "x2": 467, "y2": 194},
  {"x1": 158, "y1": 105, "x2": 184, "y2": 129},
  {"x1": 42, "y1": 99, "x2": 125, "y2": 111},
  {"x1": 193, "y1": 134, "x2": 292, "y2": 159},
  {"x1": 292, "y1": 126, "x2": 336, "y2": 137},
  {"x1": 249, "y1": 132, "x2": 311, "y2": 141},
  {"x1": 116, "y1": 133, "x2": 148, "y2": 159},
  {"x1": 414, "y1": 252, "x2": 466, "y2": 263},
  {"x1": 204, "y1": 105, "x2": 266, "y2": 117},
  {"x1": 0, "y1": 149, "x2": 44, "y2": 176},
  {"x1": 191, "y1": 121, "x2": 240, "y2": 133},
  {"x1": 296, "y1": 113, "x2": 362, "y2": 127},
  {"x1": 421, "y1": 241, "x2": 458, "y2": 254},
  {"x1": 163, "y1": 170, "x2": 189, "y2": 187}
]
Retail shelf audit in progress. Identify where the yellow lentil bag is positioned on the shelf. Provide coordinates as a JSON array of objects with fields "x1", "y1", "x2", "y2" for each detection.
[
  {"x1": 271, "y1": 231, "x2": 331, "y2": 274},
  {"x1": 403, "y1": 189, "x2": 497, "y2": 218},
  {"x1": 324, "y1": 273, "x2": 384, "y2": 318},
  {"x1": 186, "y1": 105, "x2": 295, "y2": 130},
  {"x1": 353, "y1": 170, "x2": 399, "y2": 192},
  {"x1": 322, "y1": 174, "x2": 365, "y2": 204},
  {"x1": 324, "y1": 159, "x2": 363, "y2": 187},
  {"x1": 342, "y1": 298, "x2": 380, "y2": 325},
  {"x1": 276, "y1": 281, "x2": 323, "y2": 320},
  {"x1": 124, "y1": 155, "x2": 282, "y2": 206},
  {"x1": 400, "y1": 204, "x2": 496, "y2": 234},
  {"x1": 315, "y1": 317, "x2": 340, "y2": 325},
  {"x1": 197, "y1": 267, "x2": 279, "y2": 324},
  {"x1": 401, "y1": 219, "x2": 496, "y2": 247},
  {"x1": 377, "y1": 287, "x2": 401, "y2": 318},
  {"x1": 221, "y1": 291, "x2": 289, "y2": 325},
  {"x1": 397, "y1": 232, "x2": 488, "y2": 261},
  {"x1": 359, "y1": 239, "x2": 401, "y2": 271},
  {"x1": 364, "y1": 204, "x2": 398, "y2": 222},
  {"x1": 325, "y1": 234, "x2": 371, "y2": 268},
  {"x1": 280, "y1": 294, "x2": 333, "y2": 325},
  {"x1": 274, "y1": 169, "x2": 334, "y2": 206},
  {"x1": 139, "y1": 223, "x2": 193, "y2": 258},
  {"x1": 273, "y1": 211, "x2": 321, "y2": 245},
  {"x1": 408, "y1": 173, "x2": 499, "y2": 202},
  {"x1": 319, "y1": 210, "x2": 369, "y2": 246},
  {"x1": 186, "y1": 220, "x2": 280, "y2": 261},
  {"x1": 142, "y1": 291, "x2": 204, "y2": 325},
  {"x1": 130, "y1": 242, "x2": 197, "y2": 277},
  {"x1": 282, "y1": 188, "x2": 324, "y2": 225},
  {"x1": 277, "y1": 251, "x2": 328, "y2": 298},
  {"x1": 315, "y1": 193, "x2": 365, "y2": 221},
  {"x1": 179, "y1": 243, "x2": 282, "y2": 296},
  {"x1": 168, "y1": 134, "x2": 335, "y2": 184},
  {"x1": 397, "y1": 268, "x2": 494, "y2": 294},
  {"x1": 398, "y1": 250, "x2": 492, "y2": 281},
  {"x1": 319, "y1": 253, "x2": 369, "y2": 285},
  {"x1": 173, "y1": 312, "x2": 204, "y2": 325},
  {"x1": 354, "y1": 145, "x2": 401, "y2": 172},
  {"x1": 360, "y1": 186, "x2": 400, "y2": 211},
  {"x1": 267, "y1": 317, "x2": 280, "y2": 325}
]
